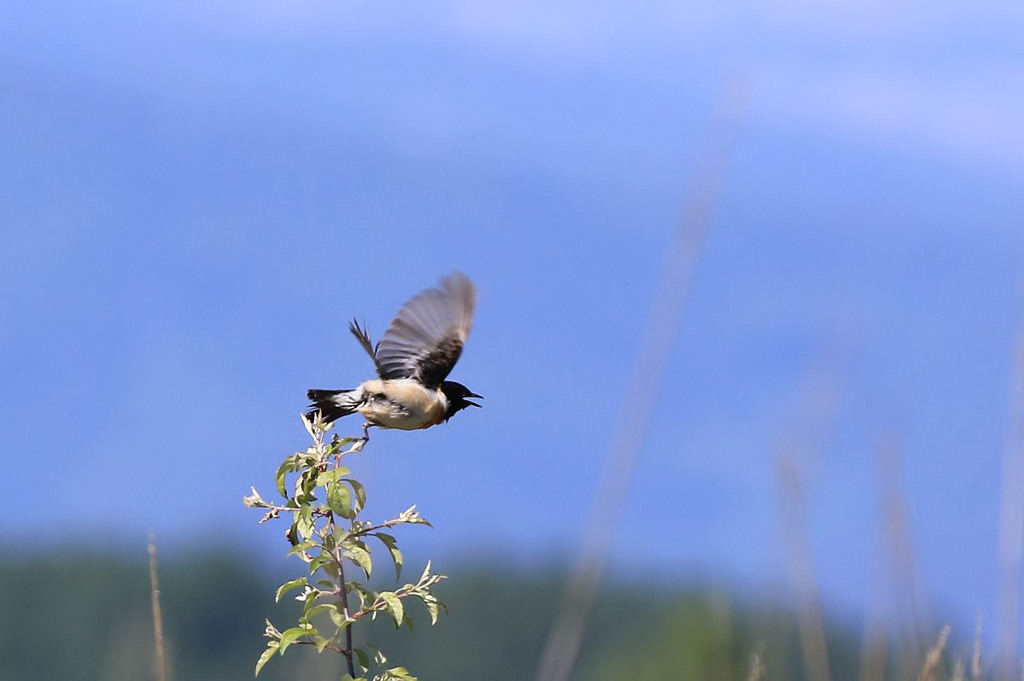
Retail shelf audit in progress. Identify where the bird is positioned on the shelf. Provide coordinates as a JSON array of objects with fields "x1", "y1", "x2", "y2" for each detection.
[{"x1": 306, "y1": 272, "x2": 482, "y2": 442}]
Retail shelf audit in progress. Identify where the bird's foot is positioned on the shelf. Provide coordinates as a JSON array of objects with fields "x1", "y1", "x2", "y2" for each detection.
[{"x1": 348, "y1": 423, "x2": 372, "y2": 453}]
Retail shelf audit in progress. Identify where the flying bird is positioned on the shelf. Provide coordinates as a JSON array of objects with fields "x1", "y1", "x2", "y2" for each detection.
[{"x1": 306, "y1": 272, "x2": 482, "y2": 441}]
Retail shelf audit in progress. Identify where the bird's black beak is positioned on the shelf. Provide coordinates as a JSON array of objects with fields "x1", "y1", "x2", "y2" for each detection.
[{"x1": 466, "y1": 392, "x2": 483, "y2": 408}]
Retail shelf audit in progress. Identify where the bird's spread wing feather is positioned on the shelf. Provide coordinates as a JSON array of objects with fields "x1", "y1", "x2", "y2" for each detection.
[
  {"x1": 349, "y1": 319, "x2": 380, "y2": 370},
  {"x1": 374, "y1": 272, "x2": 475, "y2": 388}
]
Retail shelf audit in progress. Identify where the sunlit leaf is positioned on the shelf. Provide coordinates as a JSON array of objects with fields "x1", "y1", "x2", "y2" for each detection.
[
  {"x1": 373, "y1": 532, "x2": 403, "y2": 579},
  {"x1": 315, "y1": 468, "x2": 341, "y2": 487},
  {"x1": 349, "y1": 582, "x2": 373, "y2": 609},
  {"x1": 278, "y1": 625, "x2": 312, "y2": 654},
  {"x1": 327, "y1": 481, "x2": 354, "y2": 518},
  {"x1": 380, "y1": 591, "x2": 403, "y2": 627},
  {"x1": 275, "y1": 460, "x2": 291, "y2": 498},
  {"x1": 254, "y1": 641, "x2": 278, "y2": 677},
  {"x1": 287, "y1": 540, "x2": 317, "y2": 557},
  {"x1": 346, "y1": 543, "x2": 373, "y2": 578},
  {"x1": 329, "y1": 605, "x2": 352, "y2": 630},
  {"x1": 303, "y1": 601, "x2": 337, "y2": 619},
  {"x1": 347, "y1": 478, "x2": 367, "y2": 512},
  {"x1": 297, "y1": 506, "x2": 315, "y2": 540},
  {"x1": 275, "y1": 577, "x2": 307, "y2": 602}
]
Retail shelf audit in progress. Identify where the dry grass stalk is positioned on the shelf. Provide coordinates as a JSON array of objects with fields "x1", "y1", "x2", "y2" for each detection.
[
  {"x1": 880, "y1": 439, "x2": 928, "y2": 671},
  {"x1": 916, "y1": 626, "x2": 950, "y2": 681},
  {"x1": 745, "y1": 642, "x2": 766, "y2": 681},
  {"x1": 779, "y1": 454, "x2": 832, "y2": 681},
  {"x1": 532, "y1": 80, "x2": 743, "y2": 681},
  {"x1": 149, "y1": 533, "x2": 167, "y2": 681},
  {"x1": 973, "y1": 613, "x2": 983, "y2": 681},
  {"x1": 996, "y1": 338, "x2": 1024, "y2": 680},
  {"x1": 859, "y1": 621, "x2": 887, "y2": 681}
]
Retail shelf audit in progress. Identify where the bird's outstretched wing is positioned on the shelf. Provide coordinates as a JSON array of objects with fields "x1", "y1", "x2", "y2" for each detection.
[
  {"x1": 374, "y1": 272, "x2": 476, "y2": 388},
  {"x1": 349, "y1": 319, "x2": 380, "y2": 370}
]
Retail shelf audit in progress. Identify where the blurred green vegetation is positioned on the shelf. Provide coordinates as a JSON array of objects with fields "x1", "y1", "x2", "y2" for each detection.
[{"x1": 0, "y1": 548, "x2": 926, "y2": 681}]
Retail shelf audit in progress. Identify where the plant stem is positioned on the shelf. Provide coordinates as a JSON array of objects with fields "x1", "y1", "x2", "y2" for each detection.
[{"x1": 333, "y1": 517, "x2": 356, "y2": 678}]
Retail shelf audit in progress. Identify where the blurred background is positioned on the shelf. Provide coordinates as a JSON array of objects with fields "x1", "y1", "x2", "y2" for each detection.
[{"x1": 3, "y1": 0, "x2": 1024, "y2": 678}]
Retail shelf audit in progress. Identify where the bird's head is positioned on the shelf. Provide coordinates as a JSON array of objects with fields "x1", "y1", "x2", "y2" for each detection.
[{"x1": 441, "y1": 381, "x2": 483, "y2": 421}]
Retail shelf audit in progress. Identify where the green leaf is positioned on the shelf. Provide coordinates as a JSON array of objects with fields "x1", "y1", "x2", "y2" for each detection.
[
  {"x1": 419, "y1": 593, "x2": 444, "y2": 625},
  {"x1": 303, "y1": 602, "x2": 337, "y2": 619},
  {"x1": 349, "y1": 582, "x2": 373, "y2": 609},
  {"x1": 275, "y1": 464, "x2": 289, "y2": 498},
  {"x1": 381, "y1": 666, "x2": 417, "y2": 681},
  {"x1": 329, "y1": 604, "x2": 352, "y2": 630},
  {"x1": 373, "y1": 532, "x2": 403, "y2": 579},
  {"x1": 314, "y1": 634, "x2": 332, "y2": 653},
  {"x1": 380, "y1": 591, "x2": 404, "y2": 627},
  {"x1": 297, "y1": 467, "x2": 319, "y2": 497},
  {"x1": 333, "y1": 524, "x2": 353, "y2": 546},
  {"x1": 308, "y1": 553, "x2": 333, "y2": 574},
  {"x1": 285, "y1": 522, "x2": 299, "y2": 547},
  {"x1": 287, "y1": 540, "x2": 317, "y2": 557},
  {"x1": 296, "y1": 506, "x2": 315, "y2": 540},
  {"x1": 275, "y1": 577, "x2": 308, "y2": 602},
  {"x1": 346, "y1": 542, "x2": 373, "y2": 578},
  {"x1": 254, "y1": 641, "x2": 278, "y2": 677},
  {"x1": 315, "y1": 468, "x2": 341, "y2": 487},
  {"x1": 278, "y1": 625, "x2": 312, "y2": 654},
  {"x1": 347, "y1": 478, "x2": 367, "y2": 512},
  {"x1": 327, "y1": 481, "x2": 354, "y2": 518},
  {"x1": 354, "y1": 647, "x2": 370, "y2": 673}
]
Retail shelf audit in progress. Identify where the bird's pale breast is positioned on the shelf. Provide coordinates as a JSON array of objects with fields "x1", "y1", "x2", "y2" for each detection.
[{"x1": 356, "y1": 378, "x2": 447, "y2": 430}]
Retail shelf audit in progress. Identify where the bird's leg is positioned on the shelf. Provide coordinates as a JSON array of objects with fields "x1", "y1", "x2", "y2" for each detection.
[{"x1": 348, "y1": 422, "x2": 372, "y2": 453}]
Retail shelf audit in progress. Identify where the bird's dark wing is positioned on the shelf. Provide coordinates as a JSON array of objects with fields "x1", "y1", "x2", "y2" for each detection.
[
  {"x1": 374, "y1": 272, "x2": 476, "y2": 388},
  {"x1": 349, "y1": 319, "x2": 382, "y2": 373}
]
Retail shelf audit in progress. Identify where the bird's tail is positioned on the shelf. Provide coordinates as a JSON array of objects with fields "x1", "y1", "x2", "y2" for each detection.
[{"x1": 306, "y1": 388, "x2": 361, "y2": 424}]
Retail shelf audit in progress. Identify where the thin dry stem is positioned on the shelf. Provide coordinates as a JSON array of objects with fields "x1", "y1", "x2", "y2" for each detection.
[
  {"x1": 859, "y1": 620, "x2": 887, "y2": 681},
  {"x1": 532, "y1": 78, "x2": 745, "y2": 681},
  {"x1": 779, "y1": 455, "x2": 832, "y2": 681},
  {"x1": 880, "y1": 440, "x2": 928, "y2": 675},
  {"x1": 973, "y1": 612, "x2": 983, "y2": 681},
  {"x1": 996, "y1": 337, "x2": 1024, "y2": 679},
  {"x1": 149, "y1": 533, "x2": 167, "y2": 681},
  {"x1": 746, "y1": 642, "x2": 766, "y2": 681},
  {"x1": 916, "y1": 626, "x2": 950, "y2": 681}
]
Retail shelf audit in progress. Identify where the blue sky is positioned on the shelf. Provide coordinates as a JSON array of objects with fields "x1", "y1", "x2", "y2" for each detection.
[{"x1": 3, "y1": 0, "x2": 1024, "y2": 646}]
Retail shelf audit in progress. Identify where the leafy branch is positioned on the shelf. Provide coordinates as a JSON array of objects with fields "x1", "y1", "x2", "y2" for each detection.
[{"x1": 244, "y1": 414, "x2": 446, "y2": 681}]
